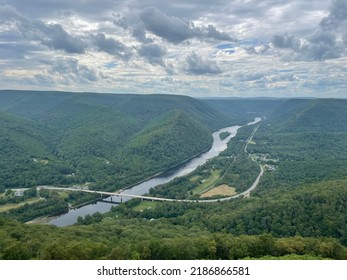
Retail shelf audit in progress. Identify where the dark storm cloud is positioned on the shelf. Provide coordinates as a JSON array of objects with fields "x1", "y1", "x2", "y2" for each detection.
[
  {"x1": 132, "y1": 26, "x2": 152, "y2": 43},
  {"x1": 91, "y1": 33, "x2": 132, "y2": 59},
  {"x1": 0, "y1": 1, "x2": 242, "y2": 61},
  {"x1": 0, "y1": 4, "x2": 21, "y2": 21},
  {"x1": 0, "y1": 5, "x2": 135, "y2": 57},
  {"x1": 244, "y1": 44, "x2": 271, "y2": 55},
  {"x1": 113, "y1": 12, "x2": 153, "y2": 43},
  {"x1": 0, "y1": 20, "x2": 34, "y2": 60},
  {"x1": 139, "y1": 7, "x2": 235, "y2": 44},
  {"x1": 49, "y1": 58, "x2": 98, "y2": 82},
  {"x1": 0, "y1": 0, "x2": 117, "y2": 20},
  {"x1": 272, "y1": 32, "x2": 344, "y2": 61},
  {"x1": 308, "y1": 30, "x2": 336, "y2": 46},
  {"x1": 139, "y1": 7, "x2": 193, "y2": 43},
  {"x1": 0, "y1": 42, "x2": 45, "y2": 59},
  {"x1": 204, "y1": 24, "x2": 234, "y2": 41},
  {"x1": 272, "y1": 0, "x2": 347, "y2": 61},
  {"x1": 0, "y1": 6, "x2": 87, "y2": 54},
  {"x1": 115, "y1": 0, "x2": 228, "y2": 20},
  {"x1": 320, "y1": 0, "x2": 347, "y2": 28},
  {"x1": 19, "y1": 21, "x2": 87, "y2": 53},
  {"x1": 304, "y1": 30, "x2": 343, "y2": 60},
  {"x1": 137, "y1": 43, "x2": 167, "y2": 66},
  {"x1": 184, "y1": 52, "x2": 221, "y2": 75},
  {"x1": 272, "y1": 33, "x2": 301, "y2": 51},
  {"x1": 112, "y1": 13, "x2": 128, "y2": 29},
  {"x1": 301, "y1": 35, "x2": 344, "y2": 61},
  {"x1": 343, "y1": 32, "x2": 347, "y2": 45}
]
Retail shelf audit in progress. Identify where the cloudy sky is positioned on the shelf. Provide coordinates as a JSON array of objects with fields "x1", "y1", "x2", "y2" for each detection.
[{"x1": 0, "y1": 0, "x2": 347, "y2": 97}]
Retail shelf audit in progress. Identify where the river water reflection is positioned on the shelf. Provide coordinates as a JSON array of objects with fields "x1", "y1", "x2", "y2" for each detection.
[{"x1": 48, "y1": 118, "x2": 260, "y2": 226}]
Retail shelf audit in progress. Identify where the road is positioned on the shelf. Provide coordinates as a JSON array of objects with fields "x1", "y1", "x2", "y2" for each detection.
[
  {"x1": 40, "y1": 123, "x2": 265, "y2": 203},
  {"x1": 39, "y1": 182, "x2": 261, "y2": 203}
]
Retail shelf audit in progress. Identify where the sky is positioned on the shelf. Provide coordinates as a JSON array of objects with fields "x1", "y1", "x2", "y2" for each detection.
[{"x1": 0, "y1": 0, "x2": 347, "y2": 97}]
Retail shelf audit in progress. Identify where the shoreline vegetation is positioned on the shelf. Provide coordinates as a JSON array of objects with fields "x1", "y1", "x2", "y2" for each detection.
[{"x1": 122, "y1": 147, "x2": 211, "y2": 191}]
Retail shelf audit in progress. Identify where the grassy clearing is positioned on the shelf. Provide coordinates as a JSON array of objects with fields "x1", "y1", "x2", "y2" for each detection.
[
  {"x1": 0, "y1": 197, "x2": 42, "y2": 213},
  {"x1": 56, "y1": 191, "x2": 69, "y2": 199},
  {"x1": 189, "y1": 175, "x2": 201, "y2": 182},
  {"x1": 192, "y1": 170, "x2": 222, "y2": 195},
  {"x1": 200, "y1": 184, "x2": 236, "y2": 198},
  {"x1": 133, "y1": 201, "x2": 158, "y2": 211}
]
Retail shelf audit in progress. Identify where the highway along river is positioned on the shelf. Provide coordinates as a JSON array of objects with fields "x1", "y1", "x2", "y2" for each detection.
[{"x1": 48, "y1": 117, "x2": 261, "y2": 226}]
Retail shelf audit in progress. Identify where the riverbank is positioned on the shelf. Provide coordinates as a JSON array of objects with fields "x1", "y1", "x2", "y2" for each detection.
[
  {"x1": 46, "y1": 118, "x2": 260, "y2": 226},
  {"x1": 120, "y1": 148, "x2": 211, "y2": 192},
  {"x1": 26, "y1": 215, "x2": 57, "y2": 225}
]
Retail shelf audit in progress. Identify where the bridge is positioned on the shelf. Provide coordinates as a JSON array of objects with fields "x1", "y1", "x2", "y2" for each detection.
[
  {"x1": 39, "y1": 120, "x2": 264, "y2": 204},
  {"x1": 38, "y1": 122, "x2": 264, "y2": 204},
  {"x1": 38, "y1": 186, "x2": 193, "y2": 202},
  {"x1": 38, "y1": 177, "x2": 261, "y2": 203}
]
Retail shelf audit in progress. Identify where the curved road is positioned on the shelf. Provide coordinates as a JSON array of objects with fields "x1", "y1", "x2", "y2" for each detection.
[{"x1": 41, "y1": 121, "x2": 264, "y2": 203}]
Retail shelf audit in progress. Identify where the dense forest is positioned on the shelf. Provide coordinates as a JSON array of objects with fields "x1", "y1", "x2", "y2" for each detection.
[
  {"x1": 0, "y1": 90, "x2": 241, "y2": 192},
  {"x1": 0, "y1": 91, "x2": 346, "y2": 260},
  {"x1": 0, "y1": 215, "x2": 345, "y2": 260}
]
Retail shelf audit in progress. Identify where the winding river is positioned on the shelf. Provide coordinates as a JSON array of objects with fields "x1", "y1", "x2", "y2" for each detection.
[{"x1": 48, "y1": 117, "x2": 261, "y2": 226}]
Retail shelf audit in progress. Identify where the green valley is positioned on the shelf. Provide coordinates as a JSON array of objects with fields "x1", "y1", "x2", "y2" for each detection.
[{"x1": 0, "y1": 91, "x2": 346, "y2": 260}]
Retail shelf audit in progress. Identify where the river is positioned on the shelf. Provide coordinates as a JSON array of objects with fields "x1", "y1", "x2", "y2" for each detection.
[{"x1": 48, "y1": 117, "x2": 261, "y2": 226}]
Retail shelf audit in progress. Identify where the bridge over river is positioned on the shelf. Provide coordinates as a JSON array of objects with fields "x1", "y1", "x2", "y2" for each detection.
[
  {"x1": 38, "y1": 165, "x2": 263, "y2": 204},
  {"x1": 39, "y1": 123, "x2": 264, "y2": 204}
]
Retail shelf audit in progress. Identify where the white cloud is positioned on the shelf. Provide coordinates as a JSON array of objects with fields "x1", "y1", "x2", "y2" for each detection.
[{"x1": 0, "y1": 0, "x2": 346, "y2": 97}]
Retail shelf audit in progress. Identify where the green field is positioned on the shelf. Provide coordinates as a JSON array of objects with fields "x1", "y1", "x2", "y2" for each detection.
[
  {"x1": 133, "y1": 201, "x2": 158, "y2": 211},
  {"x1": 0, "y1": 197, "x2": 42, "y2": 213},
  {"x1": 192, "y1": 170, "x2": 222, "y2": 195}
]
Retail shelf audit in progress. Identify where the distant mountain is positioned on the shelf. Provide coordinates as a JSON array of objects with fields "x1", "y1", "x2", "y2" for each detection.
[
  {"x1": 265, "y1": 99, "x2": 347, "y2": 132},
  {"x1": 6, "y1": 90, "x2": 343, "y2": 192},
  {"x1": 0, "y1": 90, "x2": 235, "y2": 130},
  {"x1": 0, "y1": 90, "x2": 72, "y2": 118},
  {"x1": 247, "y1": 98, "x2": 347, "y2": 194},
  {"x1": 204, "y1": 98, "x2": 286, "y2": 120},
  {"x1": 112, "y1": 94, "x2": 233, "y2": 130},
  {"x1": 0, "y1": 90, "x2": 251, "y2": 191}
]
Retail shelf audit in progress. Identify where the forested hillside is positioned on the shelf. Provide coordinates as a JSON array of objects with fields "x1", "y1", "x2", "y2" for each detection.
[
  {"x1": 249, "y1": 98, "x2": 347, "y2": 188},
  {"x1": 0, "y1": 90, "x2": 246, "y2": 191},
  {"x1": 1, "y1": 92, "x2": 346, "y2": 260},
  {"x1": 204, "y1": 98, "x2": 286, "y2": 120},
  {"x1": 0, "y1": 112, "x2": 58, "y2": 191},
  {"x1": 265, "y1": 98, "x2": 347, "y2": 132}
]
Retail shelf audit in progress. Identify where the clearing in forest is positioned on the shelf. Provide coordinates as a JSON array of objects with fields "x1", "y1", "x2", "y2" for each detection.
[
  {"x1": 191, "y1": 170, "x2": 222, "y2": 195},
  {"x1": 200, "y1": 184, "x2": 237, "y2": 198}
]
